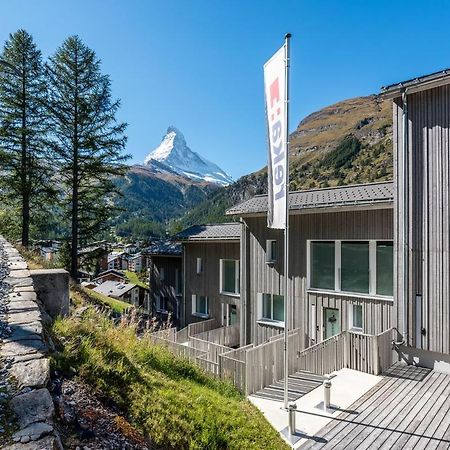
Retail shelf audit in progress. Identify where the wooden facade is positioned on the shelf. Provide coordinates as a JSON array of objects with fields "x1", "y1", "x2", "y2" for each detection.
[
  {"x1": 392, "y1": 83, "x2": 450, "y2": 354},
  {"x1": 182, "y1": 241, "x2": 240, "y2": 329},
  {"x1": 241, "y1": 208, "x2": 394, "y2": 347},
  {"x1": 147, "y1": 254, "x2": 182, "y2": 325}
]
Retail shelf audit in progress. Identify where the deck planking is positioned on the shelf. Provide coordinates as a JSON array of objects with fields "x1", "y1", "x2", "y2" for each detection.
[{"x1": 301, "y1": 364, "x2": 450, "y2": 450}]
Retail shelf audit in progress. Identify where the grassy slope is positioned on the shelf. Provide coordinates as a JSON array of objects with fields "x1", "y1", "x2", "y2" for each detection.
[
  {"x1": 52, "y1": 311, "x2": 288, "y2": 450},
  {"x1": 124, "y1": 270, "x2": 149, "y2": 289}
]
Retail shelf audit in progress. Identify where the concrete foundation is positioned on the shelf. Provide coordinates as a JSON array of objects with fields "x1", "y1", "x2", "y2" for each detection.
[{"x1": 30, "y1": 269, "x2": 70, "y2": 318}]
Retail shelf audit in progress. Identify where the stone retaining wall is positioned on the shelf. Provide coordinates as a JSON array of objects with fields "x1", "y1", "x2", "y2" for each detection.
[{"x1": 0, "y1": 237, "x2": 64, "y2": 450}]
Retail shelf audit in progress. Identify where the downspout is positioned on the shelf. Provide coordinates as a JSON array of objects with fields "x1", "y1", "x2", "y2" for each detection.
[
  {"x1": 239, "y1": 218, "x2": 248, "y2": 347},
  {"x1": 401, "y1": 89, "x2": 409, "y2": 345},
  {"x1": 182, "y1": 243, "x2": 187, "y2": 328}
]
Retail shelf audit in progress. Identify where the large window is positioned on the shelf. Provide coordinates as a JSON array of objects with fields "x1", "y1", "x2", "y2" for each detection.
[
  {"x1": 192, "y1": 295, "x2": 209, "y2": 317},
  {"x1": 311, "y1": 241, "x2": 335, "y2": 290},
  {"x1": 341, "y1": 242, "x2": 369, "y2": 294},
  {"x1": 376, "y1": 242, "x2": 393, "y2": 296},
  {"x1": 220, "y1": 259, "x2": 240, "y2": 295},
  {"x1": 259, "y1": 293, "x2": 284, "y2": 324},
  {"x1": 308, "y1": 240, "x2": 393, "y2": 298}
]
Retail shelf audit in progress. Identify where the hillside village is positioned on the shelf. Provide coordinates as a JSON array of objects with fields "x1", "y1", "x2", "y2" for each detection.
[{"x1": 2, "y1": 5, "x2": 450, "y2": 450}]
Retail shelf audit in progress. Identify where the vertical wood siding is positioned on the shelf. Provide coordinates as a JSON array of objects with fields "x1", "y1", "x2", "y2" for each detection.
[
  {"x1": 183, "y1": 241, "x2": 240, "y2": 327},
  {"x1": 149, "y1": 255, "x2": 182, "y2": 324},
  {"x1": 243, "y1": 209, "x2": 394, "y2": 347},
  {"x1": 394, "y1": 85, "x2": 450, "y2": 354}
]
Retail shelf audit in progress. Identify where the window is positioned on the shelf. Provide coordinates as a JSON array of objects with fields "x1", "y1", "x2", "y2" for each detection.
[
  {"x1": 311, "y1": 241, "x2": 335, "y2": 290},
  {"x1": 196, "y1": 257, "x2": 203, "y2": 274},
  {"x1": 156, "y1": 295, "x2": 168, "y2": 313},
  {"x1": 341, "y1": 242, "x2": 369, "y2": 294},
  {"x1": 266, "y1": 240, "x2": 277, "y2": 263},
  {"x1": 175, "y1": 268, "x2": 182, "y2": 296},
  {"x1": 220, "y1": 259, "x2": 240, "y2": 295},
  {"x1": 159, "y1": 266, "x2": 165, "y2": 281},
  {"x1": 308, "y1": 240, "x2": 393, "y2": 298},
  {"x1": 376, "y1": 242, "x2": 393, "y2": 296},
  {"x1": 350, "y1": 304, "x2": 363, "y2": 331},
  {"x1": 259, "y1": 293, "x2": 284, "y2": 324},
  {"x1": 192, "y1": 295, "x2": 209, "y2": 317}
]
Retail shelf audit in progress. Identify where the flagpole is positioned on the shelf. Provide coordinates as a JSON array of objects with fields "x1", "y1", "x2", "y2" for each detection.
[{"x1": 283, "y1": 32, "x2": 291, "y2": 411}]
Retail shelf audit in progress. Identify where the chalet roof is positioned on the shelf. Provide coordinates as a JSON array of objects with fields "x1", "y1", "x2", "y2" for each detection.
[
  {"x1": 381, "y1": 68, "x2": 450, "y2": 98},
  {"x1": 226, "y1": 181, "x2": 394, "y2": 216},
  {"x1": 94, "y1": 269, "x2": 126, "y2": 280},
  {"x1": 92, "y1": 280, "x2": 136, "y2": 298},
  {"x1": 176, "y1": 223, "x2": 241, "y2": 241},
  {"x1": 143, "y1": 240, "x2": 182, "y2": 256}
]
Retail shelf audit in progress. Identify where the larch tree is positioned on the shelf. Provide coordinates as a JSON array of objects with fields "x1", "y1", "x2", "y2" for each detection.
[
  {"x1": 46, "y1": 36, "x2": 128, "y2": 279},
  {"x1": 0, "y1": 29, "x2": 54, "y2": 246}
]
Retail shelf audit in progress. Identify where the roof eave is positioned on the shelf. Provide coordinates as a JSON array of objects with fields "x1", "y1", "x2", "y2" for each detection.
[
  {"x1": 229, "y1": 201, "x2": 394, "y2": 218},
  {"x1": 381, "y1": 71, "x2": 450, "y2": 99}
]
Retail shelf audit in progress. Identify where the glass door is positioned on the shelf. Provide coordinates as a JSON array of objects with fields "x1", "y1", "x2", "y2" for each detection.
[{"x1": 324, "y1": 307, "x2": 340, "y2": 339}]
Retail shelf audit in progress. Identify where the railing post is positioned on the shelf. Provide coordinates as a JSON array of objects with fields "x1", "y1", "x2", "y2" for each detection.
[
  {"x1": 373, "y1": 335, "x2": 380, "y2": 375},
  {"x1": 343, "y1": 331, "x2": 349, "y2": 368}
]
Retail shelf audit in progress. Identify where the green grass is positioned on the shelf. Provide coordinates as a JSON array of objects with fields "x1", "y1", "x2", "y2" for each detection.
[
  {"x1": 51, "y1": 311, "x2": 288, "y2": 450},
  {"x1": 124, "y1": 270, "x2": 149, "y2": 289},
  {"x1": 79, "y1": 287, "x2": 132, "y2": 314}
]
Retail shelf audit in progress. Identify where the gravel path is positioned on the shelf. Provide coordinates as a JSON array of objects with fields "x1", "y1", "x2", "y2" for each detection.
[{"x1": 0, "y1": 238, "x2": 14, "y2": 441}]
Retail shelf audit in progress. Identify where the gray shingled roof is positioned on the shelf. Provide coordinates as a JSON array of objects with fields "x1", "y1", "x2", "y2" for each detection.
[
  {"x1": 176, "y1": 223, "x2": 241, "y2": 241},
  {"x1": 226, "y1": 182, "x2": 394, "y2": 216},
  {"x1": 92, "y1": 280, "x2": 136, "y2": 298},
  {"x1": 143, "y1": 240, "x2": 182, "y2": 256}
]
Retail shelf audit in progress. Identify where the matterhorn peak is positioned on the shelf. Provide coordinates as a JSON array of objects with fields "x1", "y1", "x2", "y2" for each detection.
[{"x1": 144, "y1": 127, "x2": 233, "y2": 186}]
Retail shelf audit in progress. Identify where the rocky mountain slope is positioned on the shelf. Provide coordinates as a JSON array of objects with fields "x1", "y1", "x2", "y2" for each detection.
[
  {"x1": 112, "y1": 164, "x2": 219, "y2": 238},
  {"x1": 144, "y1": 126, "x2": 233, "y2": 186},
  {"x1": 174, "y1": 94, "x2": 393, "y2": 230}
]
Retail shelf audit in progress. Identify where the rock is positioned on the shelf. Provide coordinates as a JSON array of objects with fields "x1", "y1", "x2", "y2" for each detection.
[
  {"x1": 10, "y1": 388, "x2": 54, "y2": 428},
  {"x1": 8, "y1": 301, "x2": 40, "y2": 313},
  {"x1": 2, "y1": 434, "x2": 63, "y2": 450},
  {"x1": 10, "y1": 359, "x2": 50, "y2": 389},
  {"x1": 8, "y1": 292, "x2": 38, "y2": 303},
  {"x1": 5, "y1": 323, "x2": 42, "y2": 342},
  {"x1": 8, "y1": 270, "x2": 31, "y2": 279},
  {"x1": 1, "y1": 338, "x2": 47, "y2": 358},
  {"x1": 12, "y1": 422, "x2": 54, "y2": 443},
  {"x1": 8, "y1": 310, "x2": 42, "y2": 325}
]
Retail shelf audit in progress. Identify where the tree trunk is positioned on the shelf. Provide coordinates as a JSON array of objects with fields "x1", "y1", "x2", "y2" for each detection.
[
  {"x1": 21, "y1": 63, "x2": 29, "y2": 247},
  {"x1": 70, "y1": 49, "x2": 79, "y2": 280}
]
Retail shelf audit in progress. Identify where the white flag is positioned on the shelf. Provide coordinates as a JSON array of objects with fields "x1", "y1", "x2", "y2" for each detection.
[{"x1": 264, "y1": 45, "x2": 287, "y2": 229}]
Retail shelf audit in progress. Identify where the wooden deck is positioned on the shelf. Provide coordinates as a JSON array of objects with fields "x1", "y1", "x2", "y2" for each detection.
[
  {"x1": 251, "y1": 370, "x2": 324, "y2": 402},
  {"x1": 301, "y1": 364, "x2": 450, "y2": 449}
]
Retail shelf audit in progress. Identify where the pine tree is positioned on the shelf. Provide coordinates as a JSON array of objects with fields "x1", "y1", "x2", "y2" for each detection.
[
  {"x1": 46, "y1": 36, "x2": 128, "y2": 279},
  {"x1": 0, "y1": 30, "x2": 54, "y2": 246}
]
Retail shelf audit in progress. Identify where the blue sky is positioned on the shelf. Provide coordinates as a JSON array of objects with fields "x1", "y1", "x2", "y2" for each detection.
[{"x1": 1, "y1": 0, "x2": 450, "y2": 179}]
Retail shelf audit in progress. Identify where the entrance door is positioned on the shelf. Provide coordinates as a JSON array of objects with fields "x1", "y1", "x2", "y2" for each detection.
[
  {"x1": 222, "y1": 304, "x2": 237, "y2": 326},
  {"x1": 324, "y1": 308, "x2": 340, "y2": 339}
]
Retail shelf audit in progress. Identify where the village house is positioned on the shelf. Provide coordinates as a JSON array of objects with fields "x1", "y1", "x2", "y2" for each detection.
[
  {"x1": 381, "y1": 69, "x2": 450, "y2": 370},
  {"x1": 92, "y1": 268, "x2": 127, "y2": 284},
  {"x1": 128, "y1": 253, "x2": 144, "y2": 273},
  {"x1": 143, "y1": 240, "x2": 182, "y2": 323},
  {"x1": 227, "y1": 182, "x2": 394, "y2": 347},
  {"x1": 176, "y1": 223, "x2": 241, "y2": 330},
  {"x1": 92, "y1": 280, "x2": 140, "y2": 307}
]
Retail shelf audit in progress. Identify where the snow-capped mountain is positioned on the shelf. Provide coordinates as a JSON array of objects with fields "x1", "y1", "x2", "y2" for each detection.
[{"x1": 144, "y1": 126, "x2": 233, "y2": 186}]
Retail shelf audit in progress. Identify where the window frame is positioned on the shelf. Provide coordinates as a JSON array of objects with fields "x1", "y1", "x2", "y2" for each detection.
[
  {"x1": 307, "y1": 239, "x2": 393, "y2": 300},
  {"x1": 192, "y1": 294, "x2": 209, "y2": 318},
  {"x1": 219, "y1": 259, "x2": 240, "y2": 296},
  {"x1": 196, "y1": 257, "x2": 203, "y2": 274},
  {"x1": 257, "y1": 293, "x2": 285, "y2": 328},
  {"x1": 349, "y1": 304, "x2": 364, "y2": 332},
  {"x1": 265, "y1": 239, "x2": 277, "y2": 264},
  {"x1": 155, "y1": 295, "x2": 169, "y2": 314}
]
